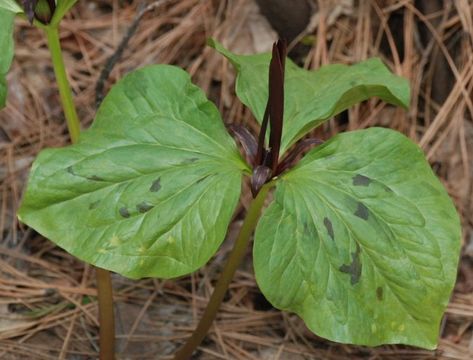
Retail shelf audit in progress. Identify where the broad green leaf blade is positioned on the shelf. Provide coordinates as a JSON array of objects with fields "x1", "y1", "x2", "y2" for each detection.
[
  {"x1": 0, "y1": 0, "x2": 23, "y2": 13},
  {"x1": 254, "y1": 127, "x2": 460, "y2": 349},
  {"x1": 18, "y1": 65, "x2": 248, "y2": 279},
  {"x1": 210, "y1": 40, "x2": 410, "y2": 154},
  {"x1": 0, "y1": 8, "x2": 16, "y2": 108}
]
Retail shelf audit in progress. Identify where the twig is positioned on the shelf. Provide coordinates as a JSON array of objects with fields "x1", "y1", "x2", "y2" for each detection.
[{"x1": 95, "y1": 0, "x2": 174, "y2": 108}]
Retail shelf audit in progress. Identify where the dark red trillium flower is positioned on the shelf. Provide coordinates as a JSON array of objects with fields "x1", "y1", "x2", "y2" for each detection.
[
  {"x1": 250, "y1": 39, "x2": 286, "y2": 197},
  {"x1": 231, "y1": 40, "x2": 322, "y2": 197},
  {"x1": 22, "y1": 0, "x2": 56, "y2": 24}
]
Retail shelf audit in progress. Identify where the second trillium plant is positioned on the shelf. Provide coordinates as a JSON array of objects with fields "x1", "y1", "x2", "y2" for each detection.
[{"x1": 18, "y1": 38, "x2": 460, "y2": 355}]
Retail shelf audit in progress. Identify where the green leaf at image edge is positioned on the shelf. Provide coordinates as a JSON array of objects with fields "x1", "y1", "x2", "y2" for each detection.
[
  {"x1": 254, "y1": 127, "x2": 460, "y2": 349},
  {"x1": 209, "y1": 39, "x2": 410, "y2": 154},
  {"x1": 0, "y1": 7, "x2": 16, "y2": 109},
  {"x1": 0, "y1": 0, "x2": 23, "y2": 13},
  {"x1": 18, "y1": 65, "x2": 249, "y2": 279}
]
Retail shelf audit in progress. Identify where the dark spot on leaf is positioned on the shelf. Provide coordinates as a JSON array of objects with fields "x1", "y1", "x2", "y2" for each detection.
[
  {"x1": 119, "y1": 207, "x2": 130, "y2": 218},
  {"x1": 89, "y1": 200, "x2": 100, "y2": 210},
  {"x1": 181, "y1": 157, "x2": 199, "y2": 165},
  {"x1": 136, "y1": 202, "x2": 154, "y2": 213},
  {"x1": 339, "y1": 244, "x2": 362, "y2": 285},
  {"x1": 352, "y1": 174, "x2": 371, "y2": 186},
  {"x1": 383, "y1": 185, "x2": 393, "y2": 193},
  {"x1": 354, "y1": 202, "x2": 369, "y2": 220},
  {"x1": 149, "y1": 178, "x2": 161, "y2": 192},
  {"x1": 350, "y1": 80, "x2": 357, "y2": 86},
  {"x1": 323, "y1": 217, "x2": 334, "y2": 240},
  {"x1": 376, "y1": 286, "x2": 384, "y2": 301},
  {"x1": 303, "y1": 222, "x2": 310, "y2": 235},
  {"x1": 67, "y1": 167, "x2": 105, "y2": 182},
  {"x1": 196, "y1": 175, "x2": 210, "y2": 184},
  {"x1": 87, "y1": 175, "x2": 105, "y2": 181}
]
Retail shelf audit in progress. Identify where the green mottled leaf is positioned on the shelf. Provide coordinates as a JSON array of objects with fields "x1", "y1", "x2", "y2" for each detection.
[
  {"x1": 254, "y1": 127, "x2": 460, "y2": 349},
  {"x1": 0, "y1": 0, "x2": 23, "y2": 13},
  {"x1": 0, "y1": 8, "x2": 16, "y2": 108},
  {"x1": 210, "y1": 40, "x2": 410, "y2": 154},
  {"x1": 18, "y1": 65, "x2": 248, "y2": 279}
]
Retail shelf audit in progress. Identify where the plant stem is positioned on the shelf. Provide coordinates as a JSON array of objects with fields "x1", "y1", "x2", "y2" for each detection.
[
  {"x1": 44, "y1": 25, "x2": 81, "y2": 143},
  {"x1": 174, "y1": 185, "x2": 271, "y2": 360},
  {"x1": 96, "y1": 267, "x2": 116, "y2": 360},
  {"x1": 44, "y1": 25, "x2": 115, "y2": 359}
]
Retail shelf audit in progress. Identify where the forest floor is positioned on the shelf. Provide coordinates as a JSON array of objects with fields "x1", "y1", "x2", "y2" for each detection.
[{"x1": 0, "y1": 0, "x2": 472, "y2": 359}]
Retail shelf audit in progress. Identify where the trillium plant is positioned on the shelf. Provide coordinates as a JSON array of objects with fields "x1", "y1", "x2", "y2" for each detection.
[{"x1": 3, "y1": 1, "x2": 461, "y2": 359}]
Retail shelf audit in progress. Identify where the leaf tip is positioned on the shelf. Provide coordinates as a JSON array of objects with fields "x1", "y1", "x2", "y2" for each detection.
[{"x1": 207, "y1": 38, "x2": 240, "y2": 67}]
